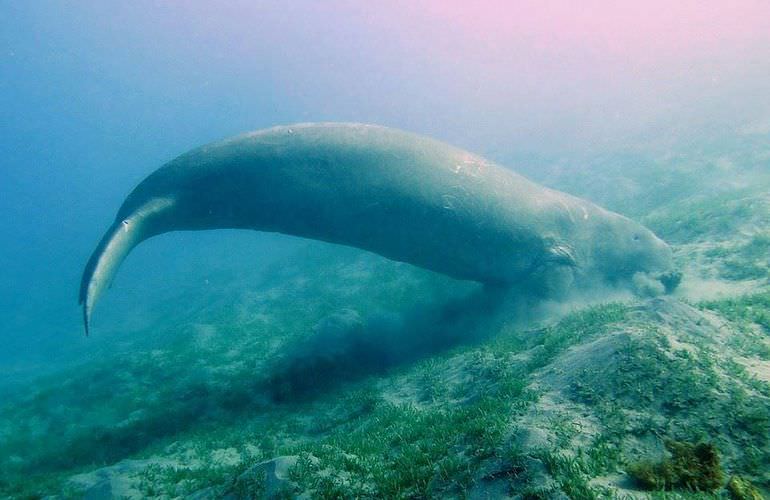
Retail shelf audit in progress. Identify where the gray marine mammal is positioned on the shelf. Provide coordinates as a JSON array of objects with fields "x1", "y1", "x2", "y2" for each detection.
[{"x1": 80, "y1": 123, "x2": 675, "y2": 335}]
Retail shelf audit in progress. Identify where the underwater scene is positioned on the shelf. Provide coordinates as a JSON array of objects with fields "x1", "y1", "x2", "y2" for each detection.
[{"x1": 1, "y1": 2, "x2": 769, "y2": 498}]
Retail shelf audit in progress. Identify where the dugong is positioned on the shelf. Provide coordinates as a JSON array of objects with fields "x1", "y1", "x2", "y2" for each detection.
[{"x1": 80, "y1": 123, "x2": 676, "y2": 334}]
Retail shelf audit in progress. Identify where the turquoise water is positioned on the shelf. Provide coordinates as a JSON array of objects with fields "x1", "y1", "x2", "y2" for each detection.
[{"x1": 1, "y1": 2, "x2": 769, "y2": 497}]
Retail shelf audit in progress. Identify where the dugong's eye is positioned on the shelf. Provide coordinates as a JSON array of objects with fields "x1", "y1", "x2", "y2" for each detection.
[{"x1": 632, "y1": 234, "x2": 640, "y2": 242}]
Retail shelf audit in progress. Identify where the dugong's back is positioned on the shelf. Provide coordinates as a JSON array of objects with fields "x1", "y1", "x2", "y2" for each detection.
[{"x1": 130, "y1": 123, "x2": 552, "y2": 284}]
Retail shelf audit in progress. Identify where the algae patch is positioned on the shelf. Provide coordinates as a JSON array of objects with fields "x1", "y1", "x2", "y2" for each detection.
[{"x1": 627, "y1": 440, "x2": 723, "y2": 492}]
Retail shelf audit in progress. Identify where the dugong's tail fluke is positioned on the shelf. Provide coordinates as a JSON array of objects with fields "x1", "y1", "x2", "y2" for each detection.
[
  {"x1": 79, "y1": 197, "x2": 175, "y2": 336},
  {"x1": 79, "y1": 221, "x2": 136, "y2": 336}
]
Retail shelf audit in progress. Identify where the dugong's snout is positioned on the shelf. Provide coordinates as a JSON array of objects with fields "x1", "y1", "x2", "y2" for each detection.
[
  {"x1": 641, "y1": 232, "x2": 681, "y2": 293},
  {"x1": 628, "y1": 233, "x2": 682, "y2": 296},
  {"x1": 591, "y1": 214, "x2": 680, "y2": 295}
]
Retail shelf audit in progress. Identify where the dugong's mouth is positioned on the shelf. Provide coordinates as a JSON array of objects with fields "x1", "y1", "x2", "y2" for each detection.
[
  {"x1": 656, "y1": 270, "x2": 683, "y2": 294},
  {"x1": 631, "y1": 269, "x2": 683, "y2": 297}
]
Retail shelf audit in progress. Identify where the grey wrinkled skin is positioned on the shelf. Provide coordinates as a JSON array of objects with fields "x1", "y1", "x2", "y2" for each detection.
[{"x1": 80, "y1": 123, "x2": 675, "y2": 334}]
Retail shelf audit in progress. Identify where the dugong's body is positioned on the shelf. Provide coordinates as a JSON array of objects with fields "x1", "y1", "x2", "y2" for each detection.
[{"x1": 80, "y1": 123, "x2": 674, "y2": 334}]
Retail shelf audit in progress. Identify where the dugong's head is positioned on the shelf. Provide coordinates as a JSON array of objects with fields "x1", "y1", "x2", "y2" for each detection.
[{"x1": 587, "y1": 212, "x2": 680, "y2": 295}]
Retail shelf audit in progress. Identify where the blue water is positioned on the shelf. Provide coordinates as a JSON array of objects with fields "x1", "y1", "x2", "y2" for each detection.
[{"x1": 1, "y1": 1, "x2": 768, "y2": 380}]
